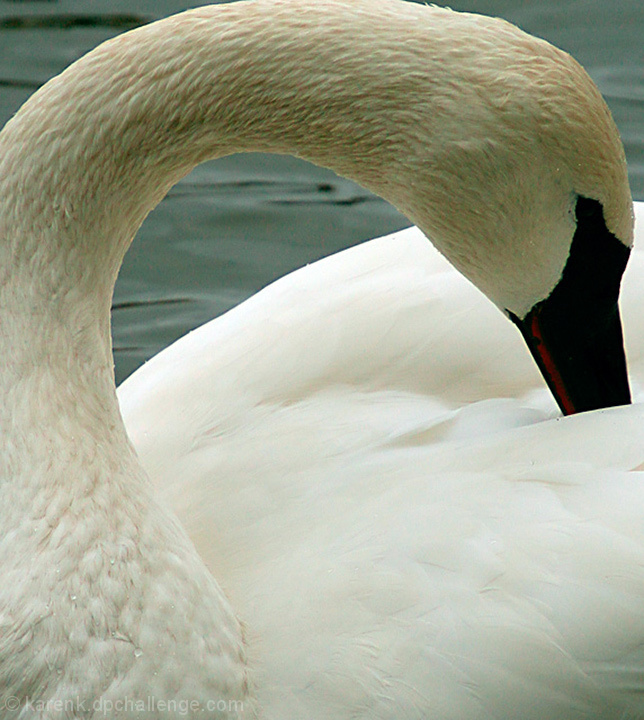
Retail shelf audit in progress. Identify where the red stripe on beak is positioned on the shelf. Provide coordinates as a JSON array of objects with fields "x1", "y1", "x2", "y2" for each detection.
[{"x1": 529, "y1": 312, "x2": 577, "y2": 416}]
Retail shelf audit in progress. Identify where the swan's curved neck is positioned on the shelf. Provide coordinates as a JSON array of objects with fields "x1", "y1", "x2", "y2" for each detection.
[
  {"x1": 1, "y1": 2, "x2": 419, "y2": 385},
  {"x1": 1, "y1": 0, "x2": 430, "y2": 295},
  {"x1": 0, "y1": 1, "x2": 413, "y2": 484},
  {"x1": 0, "y1": 0, "x2": 630, "y2": 475}
]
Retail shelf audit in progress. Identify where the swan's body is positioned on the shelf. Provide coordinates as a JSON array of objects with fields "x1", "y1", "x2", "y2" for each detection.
[
  {"x1": 0, "y1": 0, "x2": 641, "y2": 717},
  {"x1": 120, "y1": 211, "x2": 644, "y2": 719}
]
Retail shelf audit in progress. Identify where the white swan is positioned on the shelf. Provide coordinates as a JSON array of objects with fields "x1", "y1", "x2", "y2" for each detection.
[{"x1": 2, "y1": 0, "x2": 644, "y2": 717}]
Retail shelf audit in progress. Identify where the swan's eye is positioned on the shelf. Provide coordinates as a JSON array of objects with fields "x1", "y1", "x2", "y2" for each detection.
[{"x1": 507, "y1": 196, "x2": 631, "y2": 415}]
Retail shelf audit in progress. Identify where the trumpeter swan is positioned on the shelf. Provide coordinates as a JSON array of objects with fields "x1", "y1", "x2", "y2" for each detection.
[{"x1": 1, "y1": 1, "x2": 643, "y2": 718}]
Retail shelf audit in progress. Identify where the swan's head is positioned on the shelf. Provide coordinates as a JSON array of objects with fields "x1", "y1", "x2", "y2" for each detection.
[
  {"x1": 376, "y1": 9, "x2": 634, "y2": 415},
  {"x1": 505, "y1": 195, "x2": 631, "y2": 416}
]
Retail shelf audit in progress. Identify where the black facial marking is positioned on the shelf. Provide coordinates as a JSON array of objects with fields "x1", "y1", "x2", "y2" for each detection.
[{"x1": 554, "y1": 196, "x2": 630, "y2": 323}]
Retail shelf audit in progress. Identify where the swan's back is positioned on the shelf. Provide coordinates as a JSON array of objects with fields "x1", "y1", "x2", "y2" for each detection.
[{"x1": 120, "y1": 208, "x2": 644, "y2": 719}]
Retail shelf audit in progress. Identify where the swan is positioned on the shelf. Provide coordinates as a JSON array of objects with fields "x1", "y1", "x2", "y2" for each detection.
[{"x1": 2, "y1": 0, "x2": 644, "y2": 717}]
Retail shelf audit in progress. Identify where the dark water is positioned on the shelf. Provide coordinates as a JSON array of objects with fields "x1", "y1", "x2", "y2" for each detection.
[{"x1": 1, "y1": 0, "x2": 643, "y2": 383}]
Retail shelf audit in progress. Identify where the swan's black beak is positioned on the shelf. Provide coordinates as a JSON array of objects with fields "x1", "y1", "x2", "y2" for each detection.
[
  {"x1": 508, "y1": 197, "x2": 632, "y2": 416},
  {"x1": 509, "y1": 297, "x2": 631, "y2": 415}
]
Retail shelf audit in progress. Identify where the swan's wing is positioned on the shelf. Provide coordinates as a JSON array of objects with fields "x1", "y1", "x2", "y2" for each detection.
[
  {"x1": 118, "y1": 225, "x2": 552, "y2": 476},
  {"x1": 118, "y1": 206, "x2": 644, "y2": 719}
]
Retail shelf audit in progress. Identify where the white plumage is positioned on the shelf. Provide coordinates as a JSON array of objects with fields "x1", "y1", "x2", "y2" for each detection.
[
  {"x1": 0, "y1": 1, "x2": 642, "y2": 717},
  {"x1": 121, "y1": 212, "x2": 644, "y2": 719}
]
